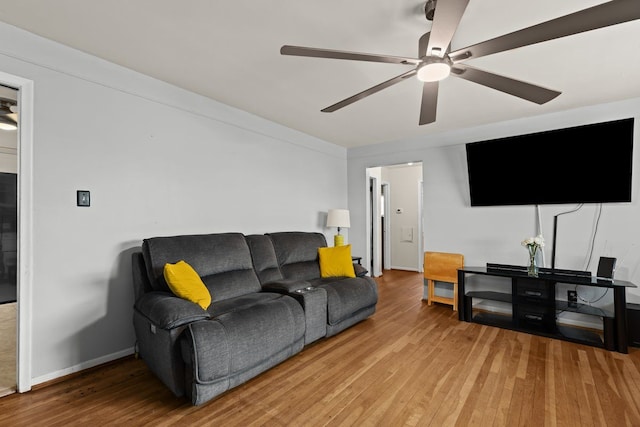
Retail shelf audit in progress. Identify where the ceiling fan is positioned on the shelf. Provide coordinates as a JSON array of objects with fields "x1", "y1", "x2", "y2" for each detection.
[
  {"x1": 281, "y1": 0, "x2": 640, "y2": 125},
  {"x1": 0, "y1": 98, "x2": 17, "y2": 131}
]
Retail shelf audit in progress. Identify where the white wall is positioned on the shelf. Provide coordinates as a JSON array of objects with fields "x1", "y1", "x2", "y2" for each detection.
[
  {"x1": 0, "y1": 22, "x2": 348, "y2": 384},
  {"x1": 349, "y1": 99, "x2": 640, "y2": 313}
]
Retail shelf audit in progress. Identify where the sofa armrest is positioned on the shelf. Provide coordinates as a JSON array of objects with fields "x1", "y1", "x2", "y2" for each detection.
[
  {"x1": 354, "y1": 264, "x2": 368, "y2": 277},
  {"x1": 135, "y1": 292, "x2": 211, "y2": 330},
  {"x1": 262, "y1": 279, "x2": 311, "y2": 293}
]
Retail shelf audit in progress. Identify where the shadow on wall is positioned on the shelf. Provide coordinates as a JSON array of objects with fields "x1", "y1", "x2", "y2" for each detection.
[{"x1": 59, "y1": 244, "x2": 140, "y2": 371}]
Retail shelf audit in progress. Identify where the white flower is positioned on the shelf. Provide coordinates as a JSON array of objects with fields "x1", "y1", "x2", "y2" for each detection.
[
  {"x1": 522, "y1": 234, "x2": 544, "y2": 250},
  {"x1": 533, "y1": 235, "x2": 545, "y2": 247},
  {"x1": 521, "y1": 237, "x2": 534, "y2": 246}
]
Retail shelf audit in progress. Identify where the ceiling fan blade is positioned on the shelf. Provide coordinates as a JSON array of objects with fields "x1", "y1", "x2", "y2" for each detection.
[
  {"x1": 419, "y1": 82, "x2": 439, "y2": 125},
  {"x1": 449, "y1": 0, "x2": 640, "y2": 62},
  {"x1": 426, "y1": 0, "x2": 470, "y2": 57},
  {"x1": 451, "y1": 64, "x2": 561, "y2": 104},
  {"x1": 281, "y1": 45, "x2": 420, "y2": 65},
  {"x1": 321, "y1": 70, "x2": 417, "y2": 113}
]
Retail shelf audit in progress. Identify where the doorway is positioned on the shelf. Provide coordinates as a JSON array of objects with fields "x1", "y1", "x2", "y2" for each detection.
[
  {"x1": 366, "y1": 163, "x2": 423, "y2": 276},
  {"x1": 0, "y1": 71, "x2": 35, "y2": 395},
  {"x1": 0, "y1": 85, "x2": 17, "y2": 397}
]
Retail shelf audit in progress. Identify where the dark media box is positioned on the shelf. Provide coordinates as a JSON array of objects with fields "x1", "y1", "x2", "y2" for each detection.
[{"x1": 628, "y1": 303, "x2": 640, "y2": 348}]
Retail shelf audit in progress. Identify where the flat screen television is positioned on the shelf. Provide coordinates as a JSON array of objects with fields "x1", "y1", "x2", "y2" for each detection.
[{"x1": 465, "y1": 118, "x2": 634, "y2": 206}]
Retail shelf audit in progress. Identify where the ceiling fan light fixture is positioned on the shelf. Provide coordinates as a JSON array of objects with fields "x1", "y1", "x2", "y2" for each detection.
[
  {"x1": 0, "y1": 115, "x2": 17, "y2": 131},
  {"x1": 417, "y1": 57, "x2": 452, "y2": 82}
]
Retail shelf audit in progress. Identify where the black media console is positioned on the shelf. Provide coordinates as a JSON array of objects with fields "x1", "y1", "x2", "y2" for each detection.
[{"x1": 458, "y1": 264, "x2": 636, "y2": 353}]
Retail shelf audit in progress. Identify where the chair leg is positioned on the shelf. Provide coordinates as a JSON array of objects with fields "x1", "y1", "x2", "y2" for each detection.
[
  {"x1": 452, "y1": 281, "x2": 458, "y2": 312},
  {"x1": 427, "y1": 279, "x2": 434, "y2": 306}
]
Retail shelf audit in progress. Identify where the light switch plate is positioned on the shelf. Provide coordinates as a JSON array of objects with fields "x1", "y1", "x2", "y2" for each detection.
[{"x1": 77, "y1": 190, "x2": 90, "y2": 207}]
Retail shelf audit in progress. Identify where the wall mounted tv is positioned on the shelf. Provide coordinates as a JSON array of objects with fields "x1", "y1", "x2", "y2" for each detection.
[{"x1": 465, "y1": 118, "x2": 634, "y2": 206}]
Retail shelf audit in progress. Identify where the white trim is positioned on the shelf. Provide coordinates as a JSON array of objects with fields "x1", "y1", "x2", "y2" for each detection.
[
  {"x1": 31, "y1": 348, "x2": 134, "y2": 386},
  {"x1": 370, "y1": 176, "x2": 382, "y2": 277},
  {"x1": 390, "y1": 266, "x2": 420, "y2": 272},
  {"x1": 417, "y1": 179, "x2": 424, "y2": 273},
  {"x1": 0, "y1": 70, "x2": 34, "y2": 393},
  {"x1": 364, "y1": 172, "x2": 372, "y2": 276},
  {"x1": 382, "y1": 182, "x2": 391, "y2": 271}
]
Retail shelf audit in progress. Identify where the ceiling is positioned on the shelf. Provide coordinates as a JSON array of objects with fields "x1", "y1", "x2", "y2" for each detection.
[{"x1": 0, "y1": 0, "x2": 638, "y2": 148}]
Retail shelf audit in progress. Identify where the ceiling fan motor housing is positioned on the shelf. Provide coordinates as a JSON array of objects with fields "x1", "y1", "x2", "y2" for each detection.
[{"x1": 425, "y1": 0, "x2": 437, "y2": 21}]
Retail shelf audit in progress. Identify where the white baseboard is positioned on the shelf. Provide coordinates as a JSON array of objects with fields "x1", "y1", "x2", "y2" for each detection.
[
  {"x1": 31, "y1": 347, "x2": 135, "y2": 387},
  {"x1": 390, "y1": 266, "x2": 419, "y2": 272}
]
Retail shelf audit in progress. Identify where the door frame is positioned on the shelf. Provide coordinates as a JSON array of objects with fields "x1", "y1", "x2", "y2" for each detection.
[
  {"x1": 417, "y1": 179, "x2": 424, "y2": 273},
  {"x1": 381, "y1": 182, "x2": 391, "y2": 271},
  {"x1": 368, "y1": 175, "x2": 382, "y2": 276},
  {"x1": 0, "y1": 70, "x2": 34, "y2": 393}
]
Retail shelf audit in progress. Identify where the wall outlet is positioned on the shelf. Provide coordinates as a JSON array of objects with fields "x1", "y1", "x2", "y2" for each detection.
[{"x1": 567, "y1": 290, "x2": 578, "y2": 307}]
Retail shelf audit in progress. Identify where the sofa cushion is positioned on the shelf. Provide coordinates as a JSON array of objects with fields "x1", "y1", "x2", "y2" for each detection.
[
  {"x1": 318, "y1": 245, "x2": 356, "y2": 278},
  {"x1": 309, "y1": 277, "x2": 378, "y2": 325},
  {"x1": 246, "y1": 234, "x2": 283, "y2": 284},
  {"x1": 183, "y1": 294, "x2": 305, "y2": 383},
  {"x1": 163, "y1": 260, "x2": 212, "y2": 310},
  {"x1": 208, "y1": 292, "x2": 283, "y2": 318},
  {"x1": 142, "y1": 233, "x2": 261, "y2": 301},
  {"x1": 267, "y1": 232, "x2": 327, "y2": 280}
]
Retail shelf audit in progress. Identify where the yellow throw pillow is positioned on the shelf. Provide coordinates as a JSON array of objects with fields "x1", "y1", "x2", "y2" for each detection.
[
  {"x1": 318, "y1": 244, "x2": 356, "y2": 278},
  {"x1": 163, "y1": 260, "x2": 212, "y2": 310}
]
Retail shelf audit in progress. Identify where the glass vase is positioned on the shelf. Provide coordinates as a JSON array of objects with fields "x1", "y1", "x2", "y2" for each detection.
[{"x1": 528, "y1": 249, "x2": 539, "y2": 277}]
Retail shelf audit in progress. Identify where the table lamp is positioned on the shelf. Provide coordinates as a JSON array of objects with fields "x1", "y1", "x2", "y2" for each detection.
[{"x1": 326, "y1": 209, "x2": 350, "y2": 246}]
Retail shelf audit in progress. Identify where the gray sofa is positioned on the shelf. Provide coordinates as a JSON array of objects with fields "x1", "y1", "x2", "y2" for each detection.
[{"x1": 132, "y1": 231, "x2": 378, "y2": 405}]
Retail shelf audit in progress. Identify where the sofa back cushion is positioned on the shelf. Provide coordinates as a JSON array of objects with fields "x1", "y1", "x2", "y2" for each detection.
[
  {"x1": 142, "y1": 233, "x2": 261, "y2": 301},
  {"x1": 267, "y1": 232, "x2": 327, "y2": 281},
  {"x1": 246, "y1": 234, "x2": 284, "y2": 284}
]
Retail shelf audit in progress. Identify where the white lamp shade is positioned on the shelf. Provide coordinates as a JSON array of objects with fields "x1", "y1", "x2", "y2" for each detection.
[{"x1": 326, "y1": 209, "x2": 350, "y2": 228}]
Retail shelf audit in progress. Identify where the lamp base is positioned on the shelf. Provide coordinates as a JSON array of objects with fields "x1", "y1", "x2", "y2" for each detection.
[{"x1": 334, "y1": 234, "x2": 344, "y2": 247}]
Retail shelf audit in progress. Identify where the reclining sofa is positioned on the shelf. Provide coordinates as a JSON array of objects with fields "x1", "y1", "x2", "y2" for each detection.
[{"x1": 131, "y1": 231, "x2": 378, "y2": 405}]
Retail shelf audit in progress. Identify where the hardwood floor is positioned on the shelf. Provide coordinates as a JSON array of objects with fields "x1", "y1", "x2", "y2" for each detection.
[
  {"x1": 0, "y1": 302, "x2": 16, "y2": 397},
  {"x1": 1, "y1": 270, "x2": 639, "y2": 426}
]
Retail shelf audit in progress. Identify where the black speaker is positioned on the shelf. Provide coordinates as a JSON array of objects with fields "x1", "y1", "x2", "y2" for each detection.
[
  {"x1": 628, "y1": 303, "x2": 640, "y2": 348},
  {"x1": 596, "y1": 256, "x2": 616, "y2": 280}
]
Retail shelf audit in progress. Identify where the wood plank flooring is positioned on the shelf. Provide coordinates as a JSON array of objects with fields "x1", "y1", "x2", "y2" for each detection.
[
  {"x1": 0, "y1": 302, "x2": 16, "y2": 397},
  {"x1": 0, "y1": 270, "x2": 639, "y2": 426}
]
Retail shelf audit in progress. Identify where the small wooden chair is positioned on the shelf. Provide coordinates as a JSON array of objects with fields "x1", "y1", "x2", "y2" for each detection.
[{"x1": 423, "y1": 251, "x2": 464, "y2": 311}]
